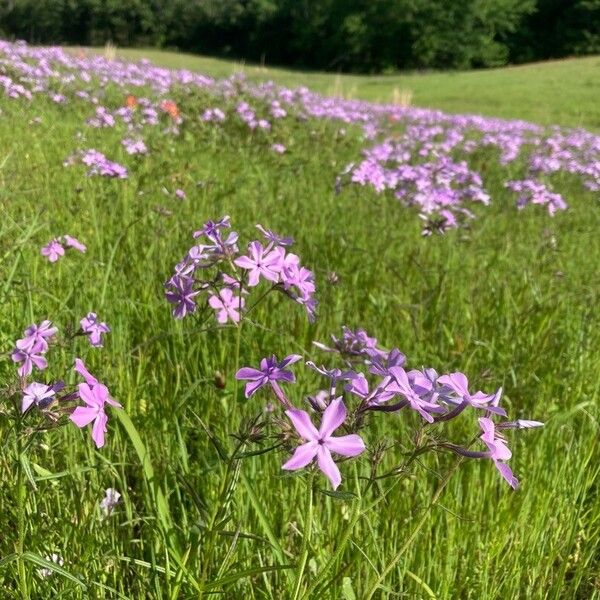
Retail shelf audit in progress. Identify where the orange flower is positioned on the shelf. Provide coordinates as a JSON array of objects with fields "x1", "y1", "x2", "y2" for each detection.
[
  {"x1": 125, "y1": 95, "x2": 137, "y2": 109},
  {"x1": 160, "y1": 100, "x2": 179, "y2": 119}
]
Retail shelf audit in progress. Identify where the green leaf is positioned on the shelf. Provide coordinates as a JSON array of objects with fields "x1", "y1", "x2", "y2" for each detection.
[
  {"x1": 318, "y1": 489, "x2": 358, "y2": 501},
  {"x1": 115, "y1": 411, "x2": 174, "y2": 540},
  {"x1": 0, "y1": 553, "x2": 19, "y2": 569},
  {"x1": 205, "y1": 564, "x2": 294, "y2": 589},
  {"x1": 22, "y1": 552, "x2": 87, "y2": 589},
  {"x1": 19, "y1": 454, "x2": 37, "y2": 491}
]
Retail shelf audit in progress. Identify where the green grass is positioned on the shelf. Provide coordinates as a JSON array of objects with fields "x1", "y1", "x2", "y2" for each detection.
[
  {"x1": 1, "y1": 48, "x2": 600, "y2": 599},
  {"x1": 89, "y1": 46, "x2": 600, "y2": 130}
]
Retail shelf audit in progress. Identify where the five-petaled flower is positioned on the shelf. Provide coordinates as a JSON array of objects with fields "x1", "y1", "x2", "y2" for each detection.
[
  {"x1": 41, "y1": 239, "x2": 65, "y2": 262},
  {"x1": 208, "y1": 288, "x2": 245, "y2": 323},
  {"x1": 234, "y1": 241, "x2": 282, "y2": 287},
  {"x1": 11, "y1": 340, "x2": 48, "y2": 377},
  {"x1": 80, "y1": 312, "x2": 111, "y2": 347},
  {"x1": 479, "y1": 417, "x2": 519, "y2": 489},
  {"x1": 236, "y1": 354, "x2": 302, "y2": 399},
  {"x1": 70, "y1": 382, "x2": 122, "y2": 448},
  {"x1": 283, "y1": 398, "x2": 366, "y2": 489}
]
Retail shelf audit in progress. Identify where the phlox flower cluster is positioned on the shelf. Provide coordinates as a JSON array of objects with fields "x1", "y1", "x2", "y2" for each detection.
[
  {"x1": 11, "y1": 320, "x2": 57, "y2": 377},
  {"x1": 236, "y1": 101, "x2": 271, "y2": 130},
  {"x1": 41, "y1": 235, "x2": 86, "y2": 262},
  {"x1": 87, "y1": 105, "x2": 115, "y2": 128},
  {"x1": 11, "y1": 318, "x2": 121, "y2": 448},
  {"x1": 1, "y1": 40, "x2": 596, "y2": 238},
  {"x1": 236, "y1": 326, "x2": 542, "y2": 490},
  {"x1": 80, "y1": 312, "x2": 110, "y2": 347},
  {"x1": 165, "y1": 218, "x2": 316, "y2": 323},
  {"x1": 505, "y1": 179, "x2": 568, "y2": 216},
  {"x1": 201, "y1": 107, "x2": 226, "y2": 122},
  {"x1": 64, "y1": 149, "x2": 128, "y2": 178},
  {"x1": 122, "y1": 137, "x2": 148, "y2": 155},
  {"x1": 339, "y1": 115, "x2": 595, "y2": 233}
]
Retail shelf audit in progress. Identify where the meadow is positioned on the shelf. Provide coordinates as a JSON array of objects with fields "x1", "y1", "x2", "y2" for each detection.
[
  {"x1": 103, "y1": 47, "x2": 600, "y2": 131},
  {"x1": 1, "y1": 41, "x2": 600, "y2": 599}
]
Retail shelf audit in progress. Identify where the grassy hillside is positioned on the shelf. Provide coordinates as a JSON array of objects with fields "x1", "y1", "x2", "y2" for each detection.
[
  {"x1": 94, "y1": 47, "x2": 600, "y2": 130},
  {"x1": 1, "y1": 42, "x2": 600, "y2": 598}
]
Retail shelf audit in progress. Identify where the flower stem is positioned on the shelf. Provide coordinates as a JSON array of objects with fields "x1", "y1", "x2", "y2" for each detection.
[
  {"x1": 363, "y1": 457, "x2": 465, "y2": 599},
  {"x1": 291, "y1": 471, "x2": 315, "y2": 600},
  {"x1": 15, "y1": 436, "x2": 29, "y2": 599}
]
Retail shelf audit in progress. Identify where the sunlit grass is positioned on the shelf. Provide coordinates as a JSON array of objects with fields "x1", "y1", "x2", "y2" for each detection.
[{"x1": 1, "y1": 49, "x2": 600, "y2": 598}]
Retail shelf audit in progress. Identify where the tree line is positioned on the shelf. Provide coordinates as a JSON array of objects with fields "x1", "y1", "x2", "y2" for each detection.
[{"x1": 0, "y1": 0, "x2": 598, "y2": 72}]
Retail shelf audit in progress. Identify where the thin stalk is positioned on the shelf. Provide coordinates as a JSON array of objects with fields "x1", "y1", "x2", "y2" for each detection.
[
  {"x1": 198, "y1": 439, "x2": 245, "y2": 596},
  {"x1": 15, "y1": 434, "x2": 28, "y2": 599},
  {"x1": 364, "y1": 457, "x2": 465, "y2": 599},
  {"x1": 291, "y1": 472, "x2": 314, "y2": 600},
  {"x1": 303, "y1": 449, "x2": 425, "y2": 599}
]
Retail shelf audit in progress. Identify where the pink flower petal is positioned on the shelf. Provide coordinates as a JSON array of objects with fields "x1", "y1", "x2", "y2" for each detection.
[
  {"x1": 286, "y1": 409, "x2": 319, "y2": 441},
  {"x1": 282, "y1": 441, "x2": 318, "y2": 470},
  {"x1": 319, "y1": 398, "x2": 346, "y2": 438},
  {"x1": 317, "y1": 445, "x2": 341, "y2": 490},
  {"x1": 325, "y1": 434, "x2": 365, "y2": 457},
  {"x1": 70, "y1": 406, "x2": 98, "y2": 428}
]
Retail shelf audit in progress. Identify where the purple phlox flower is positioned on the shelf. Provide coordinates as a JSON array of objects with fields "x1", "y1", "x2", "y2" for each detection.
[
  {"x1": 256, "y1": 224, "x2": 294, "y2": 247},
  {"x1": 175, "y1": 189, "x2": 186, "y2": 200},
  {"x1": 208, "y1": 287, "x2": 245, "y2": 324},
  {"x1": 369, "y1": 348, "x2": 407, "y2": 376},
  {"x1": 100, "y1": 487, "x2": 121, "y2": 516},
  {"x1": 11, "y1": 340, "x2": 48, "y2": 377},
  {"x1": 70, "y1": 382, "x2": 121, "y2": 448},
  {"x1": 345, "y1": 373, "x2": 397, "y2": 406},
  {"x1": 220, "y1": 273, "x2": 246, "y2": 291},
  {"x1": 80, "y1": 312, "x2": 110, "y2": 347},
  {"x1": 122, "y1": 138, "x2": 148, "y2": 155},
  {"x1": 201, "y1": 107, "x2": 226, "y2": 122},
  {"x1": 81, "y1": 149, "x2": 127, "y2": 178},
  {"x1": 74, "y1": 357, "x2": 98, "y2": 386},
  {"x1": 22, "y1": 382, "x2": 56, "y2": 413},
  {"x1": 280, "y1": 253, "x2": 315, "y2": 298},
  {"x1": 271, "y1": 143, "x2": 286, "y2": 154},
  {"x1": 236, "y1": 354, "x2": 301, "y2": 399},
  {"x1": 183, "y1": 245, "x2": 217, "y2": 271},
  {"x1": 192, "y1": 216, "x2": 231, "y2": 241},
  {"x1": 282, "y1": 398, "x2": 366, "y2": 490},
  {"x1": 41, "y1": 239, "x2": 65, "y2": 262},
  {"x1": 307, "y1": 390, "x2": 330, "y2": 411},
  {"x1": 296, "y1": 295, "x2": 318, "y2": 323},
  {"x1": 21, "y1": 320, "x2": 58, "y2": 351},
  {"x1": 388, "y1": 367, "x2": 444, "y2": 422},
  {"x1": 306, "y1": 362, "x2": 356, "y2": 385},
  {"x1": 332, "y1": 326, "x2": 387, "y2": 359},
  {"x1": 306, "y1": 361, "x2": 356, "y2": 398},
  {"x1": 437, "y1": 372, "x2": 506, "y2": 416},
  {"x1": 234, "y1": 241, "x2": 282, "y2": 286},
  {"x1": 165, "y1": 276, "x2": 200, "y2": 319},
  {"x1": 479, "y1": 417, "x2": 518, "y2": 489},
  {"x1": 211, "y1": 230, "x2": 239, "y2": 257},
  {"x1": 87, "y1": 105, "x2": 115, "y2": 128},
  {"x1": 62, "y1": 235, "x2": 87, "y2": 253},
  {"x1": 408, "y1": 368, "x2": 439, "y2": 397}
]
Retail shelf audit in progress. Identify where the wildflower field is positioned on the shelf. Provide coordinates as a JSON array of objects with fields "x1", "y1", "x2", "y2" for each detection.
[{"x1": 1, "y1": 41, "x2": 600, "y2": 598}]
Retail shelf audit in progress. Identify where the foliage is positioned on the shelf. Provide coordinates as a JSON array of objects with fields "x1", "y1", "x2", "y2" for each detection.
[
  {"x1": 0, "y1": 41, "x2": 600, "y2": 598},
  {"x1": 0, "y1": 0, "x2": 599, "y2": 71}
]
